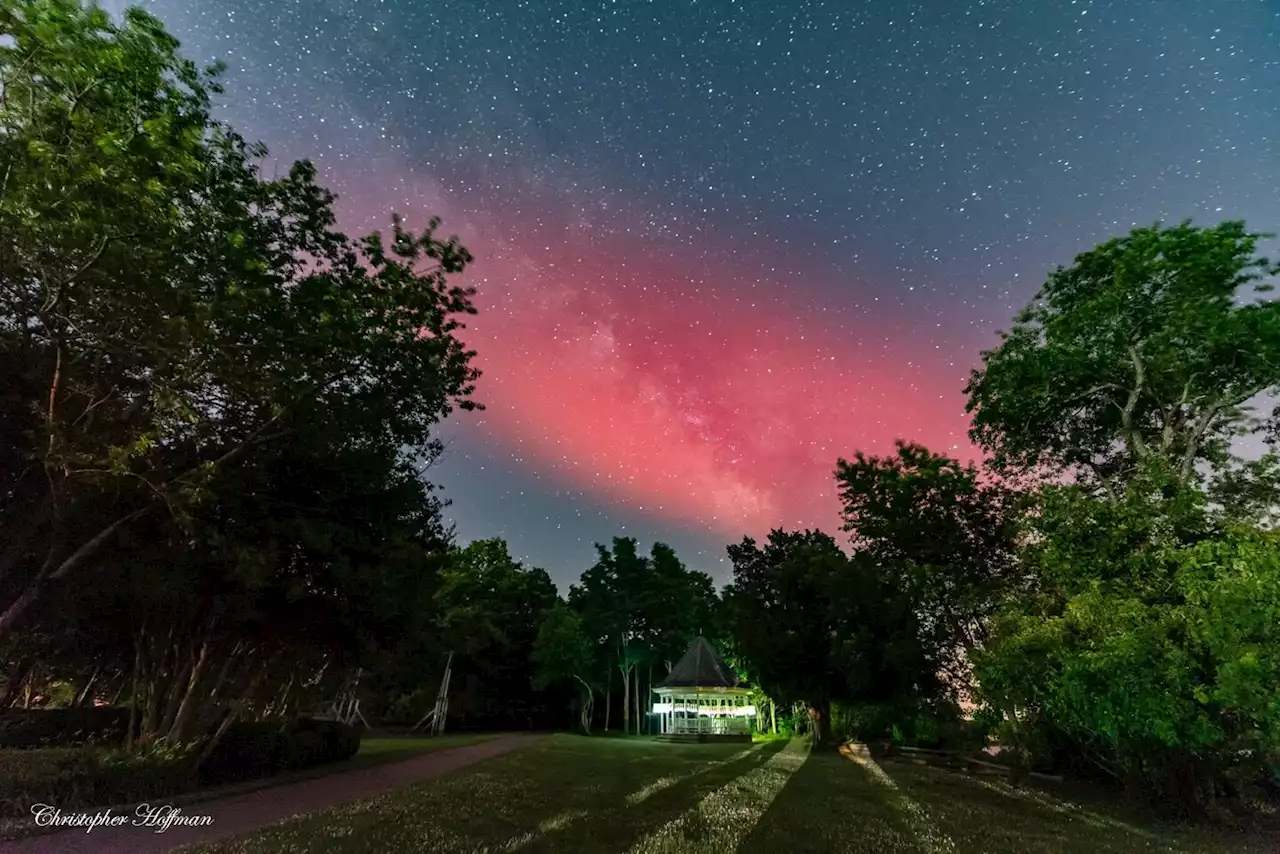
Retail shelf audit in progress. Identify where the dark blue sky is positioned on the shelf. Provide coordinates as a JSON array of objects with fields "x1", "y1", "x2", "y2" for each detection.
[{"x1": 136, "y1": 0, "x2": 1280, "y2": 587}]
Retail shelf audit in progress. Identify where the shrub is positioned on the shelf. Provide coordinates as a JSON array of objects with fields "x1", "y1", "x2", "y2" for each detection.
[
  {"x1": 0, "y1": 747, "x2": 193, "y2": 818},
  {"x1": 0, "y1": 716, "x2": 361, "y2": 817},
  {"x1": 197, "y1": 718, "x2": 361, "y2": 785},
  {"x1": 831, "y1": 702, "x2": 984, "y2": 752},
  {"x1": 0, "y1": 707, "x2": 131, "y2": 749},
  {"x1": 197, "y1": 721, "x2": 293, "y2": 785}
]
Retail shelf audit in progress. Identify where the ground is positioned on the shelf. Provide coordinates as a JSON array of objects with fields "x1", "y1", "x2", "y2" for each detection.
[
  {"x1": 346, "y1": 734, "x2": 497, "y2": 769},
  {"x1": 0, "y1": 734, "x2": 525, "y2": 854},
  {"x1": 187, "y1": 735, "x2": 1275, "y2": 854}
]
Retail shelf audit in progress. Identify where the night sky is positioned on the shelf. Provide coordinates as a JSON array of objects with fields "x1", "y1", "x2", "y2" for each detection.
[{"x1": 132, "y1": 0, "x2": 1280, "y2": 588}]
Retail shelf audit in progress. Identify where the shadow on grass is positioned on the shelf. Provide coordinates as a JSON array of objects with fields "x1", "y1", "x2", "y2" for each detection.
[
  {"x1": 522, "y1": 741, "x2": 788, "y2": 854},
  {"x1": 737, "y1": 746, "x2": 920, "y2": 854},
  {"x1": 878, "y1": 760, "x2": 1268, "y2": 854},
  {"x1": 184, "y1": 735, "x2": 787, "y2": 854}
]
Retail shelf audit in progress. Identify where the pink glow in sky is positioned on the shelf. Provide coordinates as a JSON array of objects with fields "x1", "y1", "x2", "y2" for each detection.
[{"x1": 336, "y1": 169, "x2": 978, "y2": 542}]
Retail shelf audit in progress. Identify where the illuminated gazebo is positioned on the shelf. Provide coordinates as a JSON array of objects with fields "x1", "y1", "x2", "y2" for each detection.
[{"x1": 652, "y1": 636, "x2": 754, "y2": 742}]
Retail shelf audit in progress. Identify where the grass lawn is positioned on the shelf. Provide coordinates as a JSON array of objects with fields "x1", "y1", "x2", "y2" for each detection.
[
  {"x1": 0, "y1": 733, "x2": 499, "y2": 841},
  {"x1": 190, "y1": 735, "x2": 1275, "y2": 854}
]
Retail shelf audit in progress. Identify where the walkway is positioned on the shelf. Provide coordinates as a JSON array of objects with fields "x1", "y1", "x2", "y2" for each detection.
[{"x1": 0, "y1": 734, "x2": 543, "y2": 854}]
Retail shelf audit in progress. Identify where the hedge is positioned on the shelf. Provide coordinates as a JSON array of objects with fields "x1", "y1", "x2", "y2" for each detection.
[
  {"x1": 0, "y1": 717, "x2": 361, "y2": 818},
  {"x1": 198, "y1": 718, "x2": 361, "y2": 785},
  {"x1": 0, "y1": 707, "x2": 131, "y2": 749},
  {"x1": 0, "y1": 747, "x2": 193, "y2": 819}
]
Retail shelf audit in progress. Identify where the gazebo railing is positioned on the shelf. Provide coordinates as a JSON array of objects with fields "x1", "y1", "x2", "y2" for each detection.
[{"x1": 670, "y1": 715, "x2": 749, "y2": 735}]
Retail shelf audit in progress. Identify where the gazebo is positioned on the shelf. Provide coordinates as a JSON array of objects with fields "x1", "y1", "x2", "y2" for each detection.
[{"x1": 652, "y1": 636, "x2": 754, "y2": 742}]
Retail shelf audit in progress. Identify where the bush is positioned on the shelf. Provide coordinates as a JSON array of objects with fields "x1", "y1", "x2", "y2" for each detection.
[
  {"x1": 197, "y1": 721, "x2": 295, "y2": 785},
  {"x1": 197, "y1": 718, "x2": 360, "y2": 785},
  {"x1": 0, "y1": 747, "x2": 194, "y2": 818},
  {"x1": 0, "y1": 716, "x2": 361, "y2": 817},
  {"x1": 831, "y1": 702, "x2": 985, "y2": 752},
  {"x1": 0, "y1": 707, "x2": 131, "y2": 749}
]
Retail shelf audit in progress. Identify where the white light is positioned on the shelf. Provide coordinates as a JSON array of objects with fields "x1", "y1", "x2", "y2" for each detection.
[{"x1": 651, "y1": 703, "x2": 756, "y2": 717}]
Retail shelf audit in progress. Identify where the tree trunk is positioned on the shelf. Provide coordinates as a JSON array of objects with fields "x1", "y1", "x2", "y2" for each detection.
[
  {"x1": 0, "y1": 657, "x2": 35, "y2": 708},
  {"x1": 126, "y1": 625, "x2": 144, "y2": 750},
  {"x1": 21, "y1": 667, "x2": 37, "y2": 708},
  {"x1": 141, "y1": 626, "x2": 177, "y2": 743},
  {"x1": 620, "y1": 664, "x2": 630, "y2": 737},
  {"x1": 270, "y1": 671, "x2": 296, "y2": 718},
  {"x1": 604, "y1": 669, "x2": 611, "y2": 732},
  {"x1": 770, "y1": 698, "x2": 778, "y2": 734},
  {"x1": 74, "y1": 667, "x2": 100, "y2": 707},
  {"x1": 808, "y1": 700, "x2": 831, "y2": 744},
  {"x1": 159, "y1": 648, "x2": 197, "y2": 738},
  {"x1": 0, "y1": 506, "x2": 150, "y2": 640},
  {"x1": 195, "y1": 668, "x2": 268, "y2": 769},
  {"x1": 644, "y1": 664, "x2": 652, "y2": 735},
  {"x1": 573, "y1": 676, "x2": 593, "y2": 735},
  {"x1": 206, "y1": 642, "x2": 246, "y2": 707},
  {"x1": 633, "y1": 668, "x2": 641, "y2": 736},
  {"x1": 1162, "y1": 752, "x2": 1219, "y2": 820},
  {"x1": 168, "y1": 639, "x2": 212, "y2": 742}
]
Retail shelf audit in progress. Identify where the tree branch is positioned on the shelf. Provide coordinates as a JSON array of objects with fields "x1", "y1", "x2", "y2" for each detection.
[{"x1": 1122, "y1": 345, "x2": 1148, "y2": 459}]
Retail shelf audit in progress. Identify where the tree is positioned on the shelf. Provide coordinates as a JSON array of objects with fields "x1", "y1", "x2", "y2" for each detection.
[
  {"x1": 1207, "y1": 452, "x2": 1280, "y2": 530},
  {"x1": 0, "y1": 0, "x2": 480, "y2": 637},
  {"x1": 975, "y1": 464, "x2": 1280, "y2": 816},
  {"x1": 1, "y1": 414, "x2": 452, "y2": 754},
  {"x1": 965, "y1": 221, "x2": 1280, "y2": 497},
  {"x1": 835, "y1": 440, "x2": 1022, "y2": 684},
  {"x1": 725, "y1": 529, "x2": 937, "y2": 743},
  {"x1": 569, "y1": 538, "x2": 649, "y2": 736},
  {"x1": 434, "y1": 539, "x2": 558, "y2": 728},
  {"x1": 644, "y1": 544, "x2": 716, "y2": 669},
  {"x1": 567, "y1": 538, "x2": 712, "y2": 736},
  {"x1": 533, "y1": 603, "x2": 598, "y2": 734}
]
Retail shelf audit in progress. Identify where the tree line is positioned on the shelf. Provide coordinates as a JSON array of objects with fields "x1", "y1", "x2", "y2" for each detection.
[{"x1": 2, "y1": 0, "x2": 1279, "y2": 820}]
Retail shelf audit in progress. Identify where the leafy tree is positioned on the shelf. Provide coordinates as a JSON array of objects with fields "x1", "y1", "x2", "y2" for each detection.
[
  {"x1": 2, "y1": 415, "x2": 452, "y2": 754},
  {"x1": 569, "y1": 538, "x2": 652, "y2": 736},
  {"x1": 965, "y1": 221, "x2": 1280, "y2": 497},
  {"x1": 434, "y1": 539, "x2": 558, "y2": 728},
  {"x1": 0, "y1": 0, "x2": 480, "y2": 637},
  {"x1": 726, "y1": 529, "x2": 937, "y2": 743},
  {"x1": 567, "y1": 538, "x2": 713, "y2": 735},
  {"x1": 1207, "y1": 452, "x2": 1280, "y2": 530},
  {"x1": 835, "y1": 440, "x2": 1021, "y2": 684},
  {"x1": 975, "y1": 465, "x2": 1280, "y2": 815},
  {"x1": 644, "y1": 543, "x2": 717, "y2": 670},
  {"x1": 533, "y1": 602, "x2": 599, "y2": 734}
]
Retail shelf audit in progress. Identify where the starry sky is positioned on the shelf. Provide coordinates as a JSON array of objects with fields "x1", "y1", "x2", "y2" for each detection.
[{"x1": 133, "y1": 0, "x2": 1280, "y2": 588}]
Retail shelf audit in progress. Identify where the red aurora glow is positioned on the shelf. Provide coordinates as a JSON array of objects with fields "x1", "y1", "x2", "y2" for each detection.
[{"x1": 336, "y1": 171, "x2": 978, "y2": 540}]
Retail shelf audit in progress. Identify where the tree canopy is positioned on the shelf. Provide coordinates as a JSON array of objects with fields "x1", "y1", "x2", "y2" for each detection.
[
  {"x1": 964, "y1": 221, "x2": 1280, "y2": 495},
  {"x1": 725, "y1": 529, "x2": 940, "y2": 742},
  {"x1": 0, "y1": 0, "x2": 480, "y2": 637},
  {"x1": 836, "y1": 440, "x2": 1021, "y2": 676}
]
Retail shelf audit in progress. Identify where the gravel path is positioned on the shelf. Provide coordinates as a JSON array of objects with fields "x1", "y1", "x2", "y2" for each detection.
[{"x1": 0, "y1": 734, "x2": 544, "y2": 854}]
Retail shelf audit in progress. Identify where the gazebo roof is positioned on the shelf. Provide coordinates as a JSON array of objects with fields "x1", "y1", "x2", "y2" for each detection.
[{"x1": 657, "y1": 636, "x2": 741, "y2": 689}]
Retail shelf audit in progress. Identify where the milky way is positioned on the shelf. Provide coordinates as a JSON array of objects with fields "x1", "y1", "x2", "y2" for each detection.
[{"x1": 134, "y1": 0, "x2": 1280, "y2": 584}]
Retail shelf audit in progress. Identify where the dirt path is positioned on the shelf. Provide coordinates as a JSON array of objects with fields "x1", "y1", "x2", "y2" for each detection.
[{"x1": 0, "y1": 734, "x2": 544, "y2": 854}]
